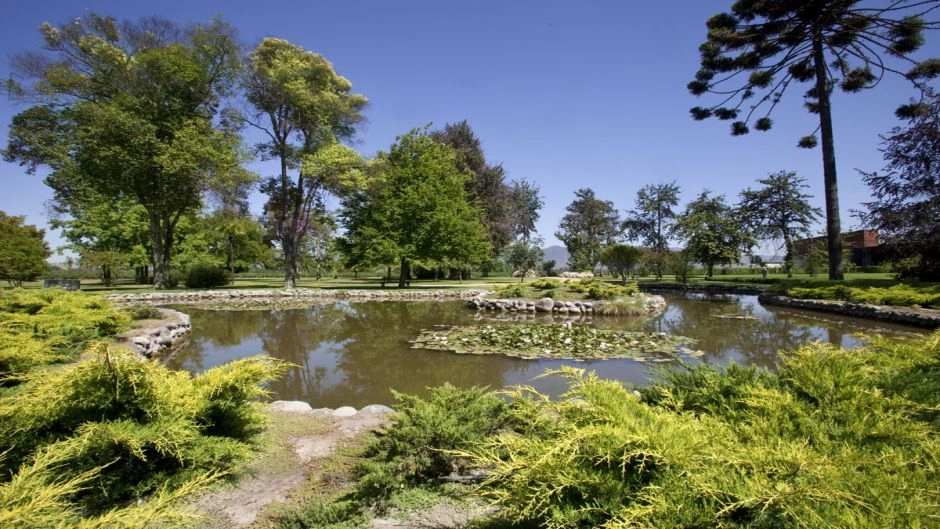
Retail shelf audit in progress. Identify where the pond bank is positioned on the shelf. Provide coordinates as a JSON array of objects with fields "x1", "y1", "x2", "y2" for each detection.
[
  {"x1": 106, "y1": 288, "x2": 490, "y2": 306},
  {"x1": 758, "y1": 293, "x2": 940, "y2": 329}
]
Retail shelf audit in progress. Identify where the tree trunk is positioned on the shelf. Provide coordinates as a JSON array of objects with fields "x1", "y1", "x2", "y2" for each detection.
[
  {"x1": 398, "y1": 257, "x2": 410, "y2": 288},
  {"x1": 813, "y1": 35, "x2": 844, "y2": 281},
  {"x1": 282, "y1": 234, "x2": 298, "y2": 289},
  {"x1": 783, "y1": 232, "x2": 794, "y2": 279},
  {"x1": 149, "y1": 213, "x2": 173, "y2": 289}
]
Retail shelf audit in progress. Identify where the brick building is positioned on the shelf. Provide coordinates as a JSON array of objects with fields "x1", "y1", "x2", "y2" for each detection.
[{"x1": 793, "y1": 230, "x2": 881, "y2": 266}]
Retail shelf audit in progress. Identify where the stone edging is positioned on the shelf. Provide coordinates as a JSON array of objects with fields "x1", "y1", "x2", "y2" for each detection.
[
  {"x1": 106, "y1": 288, "x2": 490, "y2": 305},
  {"x1": 638, "y1": 283, "x2": 765, "y2": 295},
  {"x1": 758, "y1": 293, "x2": 940, "y2": 329},
  {"x1": 117, "y1": 308, "x2": 193, "y2": 358},
  {"x1": 269, "y1": 400, "x2": 394, "y2": 417}
]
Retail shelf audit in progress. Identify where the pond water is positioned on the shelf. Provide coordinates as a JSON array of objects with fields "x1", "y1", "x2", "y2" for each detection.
[{"x1": 165, "y1": 294, "x2": 924, "y2": 408}]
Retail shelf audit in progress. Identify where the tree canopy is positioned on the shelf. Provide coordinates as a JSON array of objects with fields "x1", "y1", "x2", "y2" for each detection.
[
  {"x1": 4, "y1": 14, "x2": 243, "y2": 288},
  {"x1": 0, "y1": 212, "x2": 50, "y2": 286},
  {"x1": 689, "y1": 0, "x2": 940, "y2": 280},
  {"x1": 738, "y1": 171, "x2": 821, "y2": 278},
  {"x1": 623, "y1": 182, "x2": 681, "y2": 279},
  {"x1": 243, "y1": 37, "x2": 367, "y2": 288},
  {"x1": 677, "y1": 191, "x2": 752, "y2": 277},
  {"x1": 338, "y1": 128, "x2": 490, "y2": 287},
  {"x1": 600, "y1": 244, "x2": 643, "y2": 285},
  {"x1": 861, "y1": 89, "x2": 940, "y2": 280},
  {"x1": 555, "y1": 188, "x2": 621, "y2": 272}
]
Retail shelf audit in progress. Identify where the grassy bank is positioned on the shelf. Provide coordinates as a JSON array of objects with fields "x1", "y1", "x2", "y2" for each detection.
[
  {"x1": 0, "y1": 289, "x2": 286, "y2": 527},
  {"x1": 277, "y1": 331, "x2": 940, "y2": 528}
]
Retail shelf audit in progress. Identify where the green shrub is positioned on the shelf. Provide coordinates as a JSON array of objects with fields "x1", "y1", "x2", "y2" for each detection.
[
  {"x1": 494, "y1": 284, "x2": 527, "y2": 298},
  {"x1": 0, "y1": 290, "x2": 130, "y2": 383},
  {"x1": 355, "y1": 384, "x2": 509, "y2": 503},
  {"x1": 529, "y1": 278, "x2": 562, "y2": 290},
  {"x1": 0, "y1": 343, "x2": 286, "y2": 515},
  {"x1": 126, "y1": 305, "x2": 162, "y2": 320},
  {"x1": 466, "y1": 332, "x2": 940, "y2": 528},
  {"x1": 272, "y1": 500, "x2": 364, "y2": 529},
  {"x1": 184, "y1": 263, "x2": 230, "y2": 289}
]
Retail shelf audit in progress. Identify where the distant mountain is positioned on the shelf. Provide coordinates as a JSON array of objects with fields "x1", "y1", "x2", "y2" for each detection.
[{"x1": 542, "y1": 245, "x2": 569, "y2": 269}]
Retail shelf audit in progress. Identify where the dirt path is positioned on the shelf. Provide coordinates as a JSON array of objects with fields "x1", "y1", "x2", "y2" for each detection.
[{"x1": 189, "y1": 402, "x2": 391, "y2": 529}]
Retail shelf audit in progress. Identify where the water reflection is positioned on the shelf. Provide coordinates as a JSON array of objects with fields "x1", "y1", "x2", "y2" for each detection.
[{"x1": 166, "y1": 295, "x2": 923, "y2": 407}]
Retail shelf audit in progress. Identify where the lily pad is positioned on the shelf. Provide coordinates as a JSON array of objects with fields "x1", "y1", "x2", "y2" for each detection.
[{"x1": 409, "y1": 322, "x2": 695, "y2": 360}]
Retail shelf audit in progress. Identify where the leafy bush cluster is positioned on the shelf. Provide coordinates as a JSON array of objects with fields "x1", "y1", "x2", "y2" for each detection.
[
  {"x1": 355, "y1": 384, "x2": 509, "y2": 503},
  {"x1": 568, "y1": 278, "x2": 638, "y2": 300},
  {"x1": 0, "y1": 289, "x2": 130, "y2": 383},
  {"x1": 529, "y1": 278, "x2": 562, "y2": 290},
  {"x1": 782, "y1": 282, "x2": 940, "y2": 308},
  {"x1": 466, "y1": 333, "x2": 940, "y2": 528},
  {"x1": 184, "y1": 263, "x2": 230, "y2": 289},
  {"x1": 494, "y1": 284, "x2": 528, "y2": 298},
  {"x1": 0, "y1": 345, "x2": 286, "y2": 526},
  {"x1": 0, "y1": 290, "x2": 286, "y2": 527}
]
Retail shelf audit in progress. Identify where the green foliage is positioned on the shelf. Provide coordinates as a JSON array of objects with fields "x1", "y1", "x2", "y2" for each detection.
[
  {"x1": 272, "y1": 500, "x2": 364, "y2": 529},
  {"x1": 5, "y1": 15, "x2": 244, "y2": 288},
  {"x1": 599, "y1": 244, "x2": 643, "y2": 284},
  {"x1": 529, "y1": 278, "x2": 562, "y2": 290},
  {"x1": 0, "y1": 343, "x2": 287, "y2": 517},
  {"x1": 676, "y1": 191, "x2": 752, "y2": 277},
  {"x1": 0, "y1": 290, "x2": 129, "y2": 382},
  {"x1": 781, "y1": 282, "x2": 940, "y2": 308},
  {"x1": 184, "y1": 263, "x2": 230, "y2": 289},
  {"x1": 412, "y1": 323, "x2": 692, "y2": 360},
  {"x1": 126, "y1": 305, "x2": 162, "y2": 320},
  {"x1": 0, "y1": 211, "x2": 51, "y2": 286},
  {"x1": 467, "y1": 331, "x2": 940, "y2": 529},
  {"x1": 355, "y1": 384, "x2": 509, "y2": 503},
  {"x1": 338, "y1": 128, "x2": 491, "y2": 287},
  {"x1": 623, "y1": 182, "x2": 681, "y2": 280},
  {"x1": 737, "y1": 171, "x2": 821, "y2": 278},
  {"x1": 494, "y1": 284, "x2": 527, "y2": 298},
  {"x1": 568, "y1": 278, "x2": 638, "y2": 300},
  {"x1": 555, "y1": 188, "x2": 621, "y2": 271},
  {"x1": 502, "y1": 239, "x2": 545, "y2": 282}
]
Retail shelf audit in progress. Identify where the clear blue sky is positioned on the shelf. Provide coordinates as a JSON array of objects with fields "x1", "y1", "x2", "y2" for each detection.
[{"x1": 2, "y1": 0, "x2": 937, "y2": 257}]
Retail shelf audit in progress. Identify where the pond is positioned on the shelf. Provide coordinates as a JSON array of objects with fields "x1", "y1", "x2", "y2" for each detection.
[{"x1": 165, "y1": 294, "x2": 924, "y2": 408}]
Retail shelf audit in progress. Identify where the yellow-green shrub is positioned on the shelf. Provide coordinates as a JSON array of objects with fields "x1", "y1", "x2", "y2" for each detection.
[
  {"x1": 0, "y1": 343, "x2": 287, "y2": 516},
  {"x1": 0, "y1": 289, "x2": 130, "y2": 382},
  {"x1": 467, "y1": 332, "x2": 940, "y2": 528}
]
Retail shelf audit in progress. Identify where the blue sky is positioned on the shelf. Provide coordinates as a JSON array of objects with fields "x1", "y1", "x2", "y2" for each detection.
[{"x1": 2, "y1": 0, "x2": 937, "y2": 257}]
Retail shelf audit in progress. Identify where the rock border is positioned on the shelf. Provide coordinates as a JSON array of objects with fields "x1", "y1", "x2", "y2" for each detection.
[
  {"x1": 106, "y1": 288, "x2": 490, "y2": 305},
  {"x1": 114, "y1": 308, "x2": 192, "y2": 358},
  {"x1": 758, "y1": 293, "x2": 940, "y2": 329},
  {"x1": 269, "y1": 400, "x2": 395, "y2": 417}
]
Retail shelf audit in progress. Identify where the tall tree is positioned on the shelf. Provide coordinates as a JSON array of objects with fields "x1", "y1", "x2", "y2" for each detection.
[
  {"x1": 677, "y1": 191, "x2": 752, "y2": 277},
  {"x1": 623, "y1": 181, "x2": 681, "y2": 279},
  {"x1": 738, "y1": 171, "x2": 822, "y2": 278},
  {"x1": 599, "y1": 244, "x2": 643, "y2": 285},
  {"x1": 431, "y1": 122, "x2": 543, "y2": 249},
  {"x1": 688, "y1": 1, "x2": 940, "y2": 280},
  {"x1": 503, "y1": 238, "x2": 545, "y2": 283},
  {"x1": 555, "y1": 188, "x2": 621, "y2": 271},
  {"x1": 4, "y1": 14, "x2": 243, "y2": 288},
  {"x1": 507, "y1": 179, "x2": 544, "y2": 242},
  {"x1": 243, "y1": 38, "x2": 367, "y2": 288},
  {"x1": 0, "y1": 212, "x2": 50, "y2": 286},
  {"x1": 338, "y1": 129, "x2": 490, "y2": 287},
  {"x1": 860, "y1": 89, "x2": 940, "y2": 280}
]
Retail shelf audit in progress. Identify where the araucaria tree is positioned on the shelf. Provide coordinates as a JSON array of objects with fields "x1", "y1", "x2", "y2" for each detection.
[
  {"x1": 861, "y1": 89, "x2": 940, "y2": 279},
  {"x1": 738, "y1": 171, "x2": 821, "y2": 278},
  {"x1": 338, "y1": 129, "x2": 490, "y2": 288},
  {"x1": 623, "y1": 182, "x2": 681, "y2": 279},
  {"x1": 688, "y1": 1, "x2": 940, "y2": 280},
  {"x1": 555, "y1": 188, "x2": 621, "y2": 271},
  {"x1": 4, "y1": 14, "x2": 243, "y2": 288},
  {"x1": 677, "y1": 191, "x2": 752, "y2": 277},
  {"x1": 244, "y1": 38, "x2": 367, "y2": 288}
]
